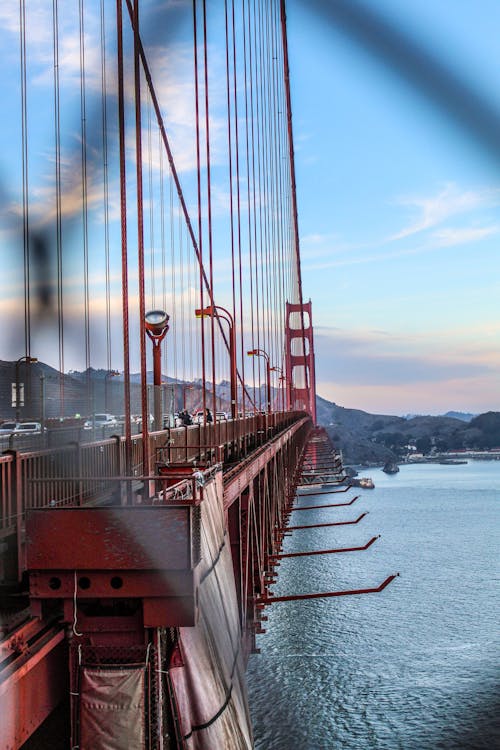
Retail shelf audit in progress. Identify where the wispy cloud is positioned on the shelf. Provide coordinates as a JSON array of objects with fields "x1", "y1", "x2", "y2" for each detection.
[
  {"x1": 388, "y1": 183, "x2": 500, "y2": 241},
  {"x1": 432, "y1": 225, "x2": 499, "y2": 246}
]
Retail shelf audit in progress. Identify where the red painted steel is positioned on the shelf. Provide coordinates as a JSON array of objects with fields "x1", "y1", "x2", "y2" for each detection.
[
  {"x1": 292, "y1": 495, "x2": 360, "y2": 510},
  {"x1": 283, "y1": 512, "x2": 368, "y2": 531},
  {"x1": 296, "y1": 484, "x2": 352, "y2": 495},
  {"x1": 268, "y1": 535, "x2": 379, "y2": 559},
  {"x1": 284, "y1": 300, "x2": 317, "y2": 421},
  {"x1": 223, "y1": 416, "x2": 309, "y2": 509},
  {"x1": 0, "y1": 620, "x2": 66, "y2": 748},
  {"x1": 259, "y1": 574, "x2": 399, "y2": 604}
]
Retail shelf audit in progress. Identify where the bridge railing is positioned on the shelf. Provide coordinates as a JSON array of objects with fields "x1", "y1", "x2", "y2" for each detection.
[
  {"x1": 0, "y1": 454, "x2": 14, "y2": 538},
  {"x1": 0, "y1": 412, "x2": 306, "y2": 552}
]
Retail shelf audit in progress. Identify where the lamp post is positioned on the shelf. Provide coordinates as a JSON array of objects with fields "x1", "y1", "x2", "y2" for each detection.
[
  {"x1": 15, "y1": 355, "x2": 38, "y2": 420},
  {"x1": 183, "y1": 384, "x2": 194, "y2": 411},
  {"x1": 247, "y1": 349, "x2": 271, "y2": 414},
  {"x1": 270, "y1": 366, "x2": 285, "y2": 412},
  {"x1": 144, "y1": 310, "x2": 170, "y2": 431},
  {"x1": 196, "y1": 305, "x2": 237, "y2": 420},
  {"x1": 104, "y1": 369, "x2": 120, "y2": 412}
]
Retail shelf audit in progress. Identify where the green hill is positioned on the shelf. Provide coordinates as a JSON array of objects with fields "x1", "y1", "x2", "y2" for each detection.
[{"x1": 316, "y1": 395, "x2": 500, "y2": 464}]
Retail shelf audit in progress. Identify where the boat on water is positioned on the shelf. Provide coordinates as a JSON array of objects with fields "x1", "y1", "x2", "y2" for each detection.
[{"x1": 350, "y1": 476, "x2": 375, "y2": 489}]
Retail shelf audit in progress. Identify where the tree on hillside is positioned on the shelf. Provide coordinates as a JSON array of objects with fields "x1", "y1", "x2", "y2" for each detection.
[
  {"x1": 372, "y1": 432, "x2": 407, "y2": 457},
  {"x1": 416, "y1": 436, "x2": 432, "y2": 455}
]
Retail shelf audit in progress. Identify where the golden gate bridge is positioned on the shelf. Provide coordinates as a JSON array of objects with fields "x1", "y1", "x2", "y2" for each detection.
[{"x1": 0, "y1": 2, "x2": 395, "y2": 747}]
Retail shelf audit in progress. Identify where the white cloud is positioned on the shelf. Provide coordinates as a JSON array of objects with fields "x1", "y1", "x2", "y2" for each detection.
[
  {"x1": 432, "y1": 225, "x2": 499, "y2": 246},
  {"x1": 389, "y1": 183, "x2": 500, "y2": 241}
]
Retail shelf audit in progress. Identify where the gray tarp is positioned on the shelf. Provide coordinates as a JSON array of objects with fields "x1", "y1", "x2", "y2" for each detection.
[
  {"x1": 79, "y1": 666, "x2": 146, "y2": 750},
  {"x1": 170, "y1": 472, "x2": 253, "y2": 749}
]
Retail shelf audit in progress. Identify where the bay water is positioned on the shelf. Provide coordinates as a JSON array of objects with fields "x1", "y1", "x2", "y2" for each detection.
[{"x1": 247, "y1": 461, "x2": 499, "y2": 749}]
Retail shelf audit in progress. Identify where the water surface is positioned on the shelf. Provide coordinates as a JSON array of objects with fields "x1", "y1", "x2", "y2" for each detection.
[{"x1": 247, "y1": 461, "x2": 499, "y2": 749}]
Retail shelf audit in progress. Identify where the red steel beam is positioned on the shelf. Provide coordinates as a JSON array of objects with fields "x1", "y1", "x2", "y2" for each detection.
[
  {"x1": 296, "y1": 485, "x2": 352, "y2": 495},
  {"x1": 292, "y1": 495, "x2": 360, "y2": 510},
  {"x1": 223, "y1": 417, "x2": 310, "y2": 509},
  {"x1": 282, "y1": 511, "x2": 368, "y2": 531},
  {"x1": 259, "y1": 574, "x2": 399, "y2": 604},
  {"x1": 268, "y1": 535, "x2": 379, "y2": 559},
  {"x1": 0, "y1": 623, "x2": 66, "y2": 748}
]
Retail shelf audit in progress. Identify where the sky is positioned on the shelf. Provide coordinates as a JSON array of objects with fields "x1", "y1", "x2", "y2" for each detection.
[
  {"x1": 0, "y1": 0, "x2": 498, "y2": 417},
  {"x1": 286, "y1": 0, "x2": 500, "y2": 415}
]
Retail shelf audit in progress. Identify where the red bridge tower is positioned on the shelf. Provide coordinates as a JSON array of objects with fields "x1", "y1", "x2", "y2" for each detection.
[{"x1": 285, "y1": 300, "x2": 317, "y2": 424}]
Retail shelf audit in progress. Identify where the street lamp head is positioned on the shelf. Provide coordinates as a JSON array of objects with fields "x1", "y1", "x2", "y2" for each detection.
[
  {"x1": 195, "y1": 306, "x2": 214, "y2": 318},
  {"x1": 247, "y1": 349, "x2": 257, "y2": 356},
  {"x1": 145, "y1": 310, "x2": 169, "y2": 337}
]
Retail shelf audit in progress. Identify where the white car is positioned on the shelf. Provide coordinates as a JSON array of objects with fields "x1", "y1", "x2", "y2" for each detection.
[
  {"x1": 216, "y1": 411, "x2": 228, "y2": 422},
  {"x1": 95, "y1": 413, "x2": 117, "y2": 425},
  {"x1": 14, "y1": 422, "x2": 43, "y2": 434},
  {"x1": 0, "y1": 421, "x2": 19, "y2": 435}
]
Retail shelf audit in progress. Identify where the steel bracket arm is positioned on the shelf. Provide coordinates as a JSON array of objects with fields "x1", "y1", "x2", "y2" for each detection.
[{"x1": 258, "y1": 574, "x2": 399, "y2": 605}]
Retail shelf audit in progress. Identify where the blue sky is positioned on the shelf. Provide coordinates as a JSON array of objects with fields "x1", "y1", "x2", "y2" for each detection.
[
  {"x1": 287, "y1": 0, "x2": 500, "y2": 414},
  {"x1": 0, "y1": 0, "x2": 498, "y2": 416}
]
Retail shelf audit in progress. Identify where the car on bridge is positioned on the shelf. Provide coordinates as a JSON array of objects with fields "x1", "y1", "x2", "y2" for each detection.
[
  {"x1": 84, "y1": 413, "x2": 118, "y2": 429},
  {"x1": 0, "y1": 421, "x2": 19, "y2": 435},
  {"x1": 13, "y1": 422, "x2": 43, "y2": 434}
]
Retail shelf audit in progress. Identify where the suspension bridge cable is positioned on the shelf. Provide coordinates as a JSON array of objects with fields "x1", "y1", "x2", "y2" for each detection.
[
  {"x1": 100, "y1": 0, "x2": 112, "y2": 380},
  {"x1": 243, "y1": 0, "x2": 257, "y2": 412},
  {"x1": 133, "y1": 0, "x2": 150, "y2": 473},
  {"x1": 202, "y1": 0, "x2": 218, "y2": 423},
  {"x1": 116, "y1": 0, "x2": 133, "y2": 486},
  {"x1": 19, "y1": 0, "x2": 30, "y2": 362},
  {"x1": 192, "y1": 0, "x2": 207, "y2": 419},
  {"x1": 79, "y1": 0, "x2": 91, "y2": 415},
  {"x1": 52, "y1": 0, "x2": 64, "y2": 412}
]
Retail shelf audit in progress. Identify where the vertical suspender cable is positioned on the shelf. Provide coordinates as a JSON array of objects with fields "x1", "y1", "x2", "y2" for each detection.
[
  {"x1": 159, "y1": 130, "x2": 166, "y2": 313},
  {"x1": 243, "y1": 0, "x2": 257, "y2": 411},
  {"x1": 116, "y1": 0, "x2": 133, "y2": 491},
  {"x1": 255, "y1": 0, "x2": 265, "y2": 407},
  {"x1": 260, "y1": 0, "x2": 272, "y2": 380},
  {"x1": 231, "y1": 0, "x2": 246, "y2": 417},
  {"x1": 250, "y1": 0, "x2": 261, "y2": 407},
  {"x1": 19, "y1": 0, "x2": 30, "y2": 362},
  {"x1": 170, "y1": 174, "x2": 177, "y2": 384},
  {"x1": 133, "y1": 0, "x2": 150, "y2": 476},
  {"x1": 100, "y1": 0, "x2": 112, "y2": 379},
  {"x1": 192, "y1": 0, "x2": 207, "y2": 419},
  {"x1": 266, "y1": 4, "x2": 277, "y2": 375},
  {"x1": 224, "y1": 0, "x2": 237, "y2": 408},
  {"x1": 147, "y1": 92, "x2": 156, "y2": 308},
  {"x1": 202, "y1": 0, "x2": 217, "y2": 424},
  {"x1": 125, "y1": 1, "x2": 242, "y2": 414},
  {"x1": 272, "y1": 1, "x2": 285, "y2": 377},
  {"x1": 79, "y1": 0, "x2": 91, "y2": 413},
  {"x1": 52, "y1": 0, "x2": 65, "y2": 413}
]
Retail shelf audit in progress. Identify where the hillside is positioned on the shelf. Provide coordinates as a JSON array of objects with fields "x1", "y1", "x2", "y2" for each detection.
[{"x1": 316, "y1": 395, "x2": 500, "y2": 464}]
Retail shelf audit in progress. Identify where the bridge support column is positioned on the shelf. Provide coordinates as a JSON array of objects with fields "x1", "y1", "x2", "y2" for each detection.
[{"x1": 285, "y1": 300, "x2": 317, "y2": 423}]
